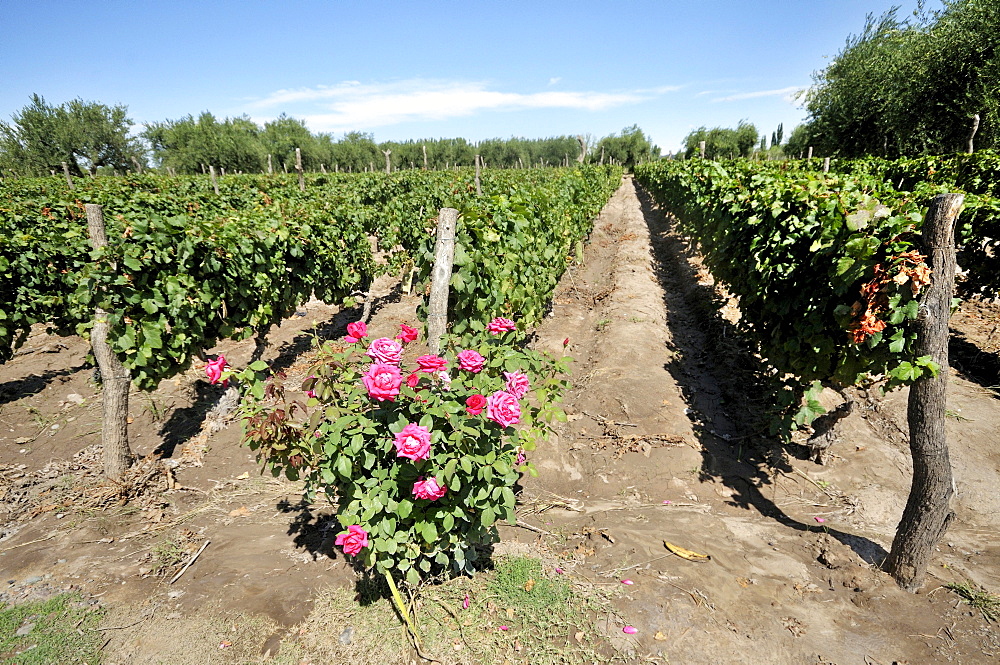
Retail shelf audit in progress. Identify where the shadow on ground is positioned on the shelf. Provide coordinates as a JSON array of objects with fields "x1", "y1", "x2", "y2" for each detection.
[{"x1": 635, "y1": 183, "x2": 889, "y2": 566}]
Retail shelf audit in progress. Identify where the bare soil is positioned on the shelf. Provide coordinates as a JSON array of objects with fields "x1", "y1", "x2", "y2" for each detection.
[{"x1": 2, "y1": 176, "x2": 999, "y2": 664}]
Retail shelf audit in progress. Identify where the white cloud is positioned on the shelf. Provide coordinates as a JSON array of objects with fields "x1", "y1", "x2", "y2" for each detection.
[
  {"x1": 712, "y1": 86, "x2": 803, "y2": 103},
  {"x1": 245, "y1": 79, "x2": 676, "y2": 133},
  {"x1": 548, "y1": 77, "x2": 561, "y2": 86}
]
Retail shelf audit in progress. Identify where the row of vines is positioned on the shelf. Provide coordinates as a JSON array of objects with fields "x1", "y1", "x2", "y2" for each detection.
[
  {"x1": 634, "y1": 151, "x2": 1000, "y2": 436},
  {"x1": 0, "y1": 166, "x2": 622, "y2": 390}
]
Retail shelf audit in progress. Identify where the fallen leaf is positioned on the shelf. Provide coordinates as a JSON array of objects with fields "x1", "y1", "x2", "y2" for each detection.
[
  {"x1": 663, "y1": 540, "x2": 711, "y2": 562},
  {"x1": 524, "y1": 579, "x2": 536, "y2": 592},
  {"x1": 229, "y1": 506, "x2": 252, "y2": 517},
  {"x1": 236, "y1": 472, "x2": 250, "y2": 480},
  {"x1": 654, "y1": 631, "x2": 667, "y2": 641},
  {"x1": 574, "y1": 631, "x2": 584, "y2": 643}
]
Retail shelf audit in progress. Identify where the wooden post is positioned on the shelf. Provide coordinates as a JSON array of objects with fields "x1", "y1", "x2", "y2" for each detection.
[
  {"x1": 968, "y1": 114, "x2": 980, "y2": 153},
  {"x1": 518, "y1": 157, "x2": 524, "y2": 169},
  {"x1": 577, "y1": 135, "x2": 586, "y2": 164},
  {"x1": 209, "y1": 165, "x2": 219, "y2": 195},
  {"x1": 426, "y1": 208, "x2": 458, "y2": 355},
  {"x1": 423, "y1": 144, "x2": 428, "y2": 170},
  {"x1": 600, "y1": 146, "x2": 605, "y2": 166},
  {"x1": 201, "y1": 163, "x2": 206, "y2": 174},
  {"x1": 883, "y1": 193, "x2": 965, "y2": 592},
  {"x1": 283, "y1": 162, "x2": 288, "y2": 174},
  {"x1": 321, "y1": 163, "x2": 327, "y2": 174},
  {"x1": 383, "y1": 149, "x2": 392, "y2": 174},
  {"x1": 296, "y1": 148, "x2": 305, "y2": 191},
  {"x1": 62, "y1": 162, "x2": 74, "y2": 190},
  {"x1": 474, "y1": 154, "x2": 482, "y2": 196},
  {"x1": 267, "y1": 154, "x2": 273, "y2": 174},
  {"x1": 369, "y1": 161, "x2": 374, "y2": 173},
  {"x1": 84, "y1": 204, "x2": 134, "y2": 479},
  {"x1": 699, "y1": 141, "x2": 706, "y2": 159},
  {"x1": 807, "y1": 146, "x2": 813, "y2": 159},
  {"x1": 220, "y1": 167, "x2": 226, "y2": 177},
  {"x1": 823, "y1": 157, "x2": 830, "y2": 173}
]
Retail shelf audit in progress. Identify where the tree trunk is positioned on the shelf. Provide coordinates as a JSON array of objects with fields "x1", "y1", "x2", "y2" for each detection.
[
  {"x1": 882, "y1": 193, "x2": 964, "y2": 591},
  {"x1": 85, "y1": 204, "x2": 134, "y2": 479},
  {"x1": 967, "y1": 114, "x2": 980, "y2": 154}
]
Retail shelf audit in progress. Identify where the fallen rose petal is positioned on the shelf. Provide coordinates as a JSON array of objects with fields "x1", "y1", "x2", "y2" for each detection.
[
  {"x1": 554, "y1": 567, "x2": 564, "y2": 574},
  {"x1": 462, "y1": 594, "x2": 470, "y2": 610},
  {"x1": 620, "y1": 579, "x2": 634, "y2": 585},
  {"x1": 815, "y1": 517, "x2": 826, "y2": 523},
  {"x1": 499, "y1": 625, "x2": 510, "y2": 631},
  {"x1": 662, "y1": 500, "x2": 672, "y2": 505},
  {"x1": 623, "y1": 626, "x2": 638, "y2": 635}
]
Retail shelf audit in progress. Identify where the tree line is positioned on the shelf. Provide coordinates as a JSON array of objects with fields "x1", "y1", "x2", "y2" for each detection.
[{"x1": 0, "y1": 94, "x2": 660, "y2": 177}]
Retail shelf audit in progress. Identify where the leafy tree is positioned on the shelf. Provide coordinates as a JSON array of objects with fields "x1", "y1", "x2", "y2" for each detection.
[
  {"x1": 144, "y1": 112, "x2": 265, "y2": 174},
  {"x1": 0, "y1": 94, "x2": 144, "y2": 177},
  {"x1": 803, "y1": 0, "x2": 1000, "y2": 156},
  {"x1": 783, "y1": 124, "x2": 814, "y2": 157},
  {"x1": 682, "y1": 121, "x2": 759, "y2": 159},
  {"x1": 261, "y1": 114, "x2": 318, "y2": 171},
  {"x1": 595, "y1": 125, "x2": 659, "y2": 168}
]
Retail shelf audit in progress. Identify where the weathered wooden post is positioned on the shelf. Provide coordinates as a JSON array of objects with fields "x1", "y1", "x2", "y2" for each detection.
[
  {"x1": 62, "y1": 162, "x2": 74, "y2": 190},
  {"x1": 807, "y1": 146, "x2": 813, "y2": 159},
  {"x1": 577, "y1": 135, "x2": 586, "y2": 164},
  {"x1": 699, "y1": 141, "x2": 706, "y2": 159},
  {"x1": 267, "y1": 154, "x2": 273, "y2": 174},
  {"x1": 823, "y1": 157, "x2": 830, "y2": 173},
  {"x1": 85, "y1": 204, "x2": 134, "y2": 479},
  {"x1": 209, "y1": 165, "x2": 219, "y2": 195},
  {"x1": 426, "y1": 208, "x2": 458, "y2": 355},
  {"x1": 883, "y1": 193, "x2": 965, "y2": 591},
  {"x1": 474, "y1": 154, "x2": 482, "y2": 196},
  {"x1": 321, "y1": 163, "x2": 327, "y2": 174},
  {"x1": 296, "y1": 148, "x2": 305, "y2": 192},
  {"x1": 383, "y1": 149, "x2": 392, "y2": 174},
  {"x1": 220, "y1": 167, "x2": 226, "y2": 177},
  {"x1": 423, "y1": 144, "x2": 428, "y2": 170}
]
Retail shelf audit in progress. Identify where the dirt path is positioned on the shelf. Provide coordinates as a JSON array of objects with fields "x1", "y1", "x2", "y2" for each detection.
[
  {"x1": 524, "y1": 177, "x2": 1000, "y2": 663},
  {"x1": 2, "y1": 177, "x2": 999, "y2": 664}
]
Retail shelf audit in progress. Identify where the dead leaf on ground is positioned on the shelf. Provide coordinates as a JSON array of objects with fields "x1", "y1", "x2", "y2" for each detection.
[
  {"x1": 664, "y1": 540, "x2": 711, "y2": 562},
  {"x1": 229, "y1": 505, "x2": 252, "y2": 517},
  {"x1": 654, "y1": 631, "x2": 667, "y2": 641}
]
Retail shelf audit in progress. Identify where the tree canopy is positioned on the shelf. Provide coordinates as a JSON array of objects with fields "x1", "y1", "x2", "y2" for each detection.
[
  {"x1": 0, "y1": 94, "x2": 144, "y2": 177},
  {"x1": 681, "y1": 121, "x2": 759, "y2": 159},
  {"x1": 803, "y1": 0, "x2": 1000, "y2": 156}
]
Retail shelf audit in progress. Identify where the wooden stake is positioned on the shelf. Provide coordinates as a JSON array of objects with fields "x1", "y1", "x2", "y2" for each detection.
[
  {"x1": 62, "y1": 162, "x2": 74, "y2": 190},
  {"x1": 267, "y1": 153, "x2": 273, "y2": 174},
  {"x1": 807, "y1": 146, "x2": 813, "y2": 159},
  {"x1": 85, "y1": 204, "x2": 134, "y2": 480},
  {"x1": 209, "y1": 165, "x2": 219, "y2": 195},
  {"x1": 823, "y1": 157, "x2": 830, "y2": 173},
  {"x1": 296, "y1": 147, "x2": 305, "y2": 191},
  {"x1": 883, "y1": 193, "x2": 964, "y2": 592},
  {"x1": 169, "y1": 540, "x2": 210, "y2": 584},
  {"x1": 699, "y1": 141, "x2": 706, "y2": 159},
  {"x1": 423, "y1": 144, "x2": 428, "y2": 170},
  {"x1": 383, "y1": 149, "x2": 392, "y2": 174},
  {"x1": 426, "y1": 208, "x2": 458, "y2": 354},
  {"x1": 474, "y1": 154, "x2": 482, "y2": 195},
  {"x1": 321, "y1": 163, "x2": 326, "y2": 174}
]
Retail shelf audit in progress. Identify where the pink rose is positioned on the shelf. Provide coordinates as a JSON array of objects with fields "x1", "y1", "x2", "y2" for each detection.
[
  {"x1": 465, "y1": 394, "x2": 487, "y2": 415},
  {"x1": 504, "y1": 371, "x2": 530, "y2": 399},
  {"x1": 412, "y1": 477, "x2": 447, "y2": 501},
  {"x1": 516, "y1": 448, "x2": 527, "y2": 465},
  {"x1": 405, "y1": 372, "x2": 421, "y2": 388},
  {"x1": 394, "y1": 423, "x2": 432, "y2": 461},
  {"x1": 365, "y1": 337, "x2": 403, "y2": 365},
  {"x1": 487, "y1": 317, "x2": 516, "y2": 335},
  {"x1": 457, "y1": 349, "x2": 485, "y2": 373},
  {"x1": 335, "y1": 525, "x2": 369, "y2": 556},
  {"x1": 205, "y1": 356, "x2": 227, "y2": 385},
  {"x1": 396, "y1": 324, "x2": 418, "y2": 343},
  {"x1": 362, "y1": 363, "x2": 402, "y2": 402},
  {"x1": 345, "y1": 321, "x2": 367, "y2": 343},
  {"x1": 416, "y1": 354, "x2": 448, "y2": 373},
  {"x1": 486, "y1": 391, "x2": 521, "y2": 428}
]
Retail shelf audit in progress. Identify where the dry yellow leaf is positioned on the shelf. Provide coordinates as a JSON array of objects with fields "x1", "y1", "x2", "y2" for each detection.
[
  {"x1": 524, "y1": 579, "x2": 536, "y2": 592},
  {"x1": 654, "y1": 631, "x2": 667, "y2": 641},
  {"x1": 229, "y1": 505, "x2": 252, "y2": 517}
]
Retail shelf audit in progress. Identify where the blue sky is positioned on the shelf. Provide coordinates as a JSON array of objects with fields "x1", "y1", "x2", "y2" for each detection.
[{"x1": 1, "y1": 0, "x2": 936, "y2": 154}]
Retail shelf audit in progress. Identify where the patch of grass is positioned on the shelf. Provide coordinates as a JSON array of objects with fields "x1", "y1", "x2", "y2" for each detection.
[
  {"x1": 151, "y1": 536, "x2": 188, "y2": 576},
  {"x1": 947, "y1": 581, "x2": 1000, "y2": 622},
  {"x1": 274, "y1": 556, "x2": 609, "y2": 665},
  {"x1": 0, "y1": 593, "x2": 105, "y2": 664},
  {"x1": 595, "y1": 319, "x2": 611, "y2": 332}
]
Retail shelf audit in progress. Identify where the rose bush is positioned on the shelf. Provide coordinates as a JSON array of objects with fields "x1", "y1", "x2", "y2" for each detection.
[{"x1": 237, "y1": 320, "x2": 570, "y2": 585}]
